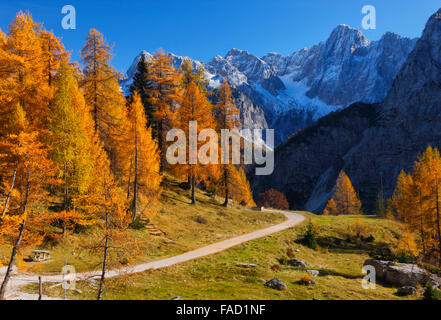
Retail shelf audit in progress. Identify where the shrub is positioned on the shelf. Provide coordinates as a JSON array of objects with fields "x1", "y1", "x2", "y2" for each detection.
[
  {"x1": 303, "y1": 221, "x2": 318, "y2": 250},
  {"x1": 257, "y1": 189, "x2": 289, "y2": 210},
  {"x1": 129, "y1": 216, "x2": 147, "y2": 230},
  {"x1": 277, "y1": 257, "x2": 288, "y2": 265},
  {"x1": 271, "y1": 264, "x2": 281, "y2": 272},
  {"x1": 423, "y1": 281, "x2": 441, "y2": 300},
  {"x1": 286, "y1": 247, "x2": 295, "y2": 258},
  {"x1": 299, "y1": 274, "x2": 313, "y2": 285},
  {"x1": 350, "y1": 218, "x2": 368, "y2": 239}
]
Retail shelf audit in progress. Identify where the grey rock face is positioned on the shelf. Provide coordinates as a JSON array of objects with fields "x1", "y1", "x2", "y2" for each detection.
[
  {"x1": 385, "y1": 264, "x2": 428, "y2": 287},
  {"x1": 121, "y1": 25, "x2": 415, "y2": 146},
  {"x1": 262, "y1": 26, "x2": 417, "y2": 107},
  {"x1": 250, "y1": 102, "x2": 378, "y2": 210},
  {"x1": 251, "y1": 9, "x2": 441, "y2": 212}
]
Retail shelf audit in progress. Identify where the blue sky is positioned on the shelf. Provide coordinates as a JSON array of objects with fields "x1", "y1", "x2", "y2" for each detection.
[{"x1": 0, "y1": 0, "x2": 439, "y2": 73}]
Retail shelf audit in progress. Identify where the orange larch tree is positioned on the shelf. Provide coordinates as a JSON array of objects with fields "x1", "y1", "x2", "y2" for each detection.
[
  {"x1": 47, "y1": 61, "x2": 97, "y2": 234},
  {"x1": 173, "y1": 81, "x2": 218, "y2": 205},
  {"x1": 148, "y1": 49, "x2": 183, "y2": 172},
  {"x1": 80, "y1": 29, "x2": 128, "y2": 176},
  {"x1": 214, "y1": 81, "x2": 242, "y2": 207},
  {"x1": 0, "y1": 12, "x2": 53, "y2": 132},
  {"x1": 124, "y1": 92, "x2": 162, "y2": 220},
  {"x1": 323, "y1": 170, "x2": 362, "y2": 215},
  {"x1": 38, "y1": 28, "x2": 69, "y2": 87},
  {"x1": 0, "y1": 130, "x2": 56, "y2": 299}
]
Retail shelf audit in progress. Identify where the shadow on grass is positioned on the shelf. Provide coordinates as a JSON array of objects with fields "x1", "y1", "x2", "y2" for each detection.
[
  {"x1": 311, "y1": 236, "x2": 394, "y2": 258},
  {"x1": 316, "y1": 268, "x2": 363, "y2": 280}
]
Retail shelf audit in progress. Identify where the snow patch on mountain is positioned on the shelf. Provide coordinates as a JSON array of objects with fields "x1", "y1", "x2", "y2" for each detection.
[{"x1": 120, "y1": 24, "x2": 417, "y2": 145}]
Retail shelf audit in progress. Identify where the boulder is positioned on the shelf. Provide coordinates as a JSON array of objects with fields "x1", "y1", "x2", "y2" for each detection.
[
  {"x1": 385, "y1": 264, "x2": 428, "y2": 287},
  {"x1": 238, "y1": 263, "x2": 258, "y2": 268},
  {"x1": 264, "y1": 278, "x2": 287, "y2": 291},
  {"x1": 307, "y1": 270, "x2": 319, "y2": 277},
  {"x1": 429, "y1": 274, "x2": 441, "y2": 289},
  {"x1": 288, "y1": 259, "x2": 306, "y2": 268},
  {"x1": 396, "y1": 286, "x2": 416, "y2": 296},
  {"x1": 363, "y1": 259, "x2": 391, "y2": 280},
  {"x1": 364, "y1": 259, "x2": 430, "y2": 287}
]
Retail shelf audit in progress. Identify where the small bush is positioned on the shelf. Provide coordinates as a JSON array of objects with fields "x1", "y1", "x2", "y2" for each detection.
[
  {"x1": 303, "y1": 221, "x2": 318, "y2": 250},
  {"x1": 395, "y1": 252, "x2": 414, "y2": 264},
  {"x1": 257, "y1": 189, "x2": 289, "y2": 210},
  {"x1": 271, "y1": 264, "x2": 281, "y2": 272},
  {"x1": 286, "y1": 247, "x2": 295, "y2": 258},
  {"x1": 277, "y1": 257, "x2": 288, "y2": 265},
  {"x1": 350, "y1": 218, "x2": 368, "y2": 239},
  {"x1": 299, "y1": 274, "x2": 313, "y2": 285},
  {"x1": 129, "y1": 216, "x2": 146, "y2": 230},
  {"x1": 423, "y1": 281, "x2": 441, "y2": 300}
]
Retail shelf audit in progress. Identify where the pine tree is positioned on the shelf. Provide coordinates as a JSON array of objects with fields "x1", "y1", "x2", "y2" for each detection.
[
  {"x1": 80, "y1": 29, "x2": 128, "y2": 176},
  {"x1": 214, "y1": 81, "x2": 242, "y2": 206},
  {"x1": 173, "y1": 81, "x2": 217, "y2": 205},
  {"x1": 130, "y1": 53, "x2": 156, "y2": 135},
  {"x1": 0, "y1": 130, "x2": 56, "y2": 299},
  {"x1": 38, "y1": 28, "x2": 69, "y2": 87},
  {"x1": 148, "y1": 49, "x2": 183, "y2": 172},
  {"x1": 124, "y1": 92, "x2": 162, "y2": 220},
  {"x1": 0, "y1": 12, "x2": 53, "y2": 132},
  {"x1": 323, "y1": 170, "x2": 362, "y2": 215},
  {"x1": 180, "y1": 58, "x2": 209, "y2": 93},
  {"x1": 47, "y1": 61, "x2": 96, "y2": 233},
  {"x1": 323, "y1": 198, "x2": 338, "y2": 216},
  {"x1": 228, "y1": 166, "x2": 256, "y2": 207},
  {"x1": 389, "y1": 146, "x2": 441, "y2": 265}
]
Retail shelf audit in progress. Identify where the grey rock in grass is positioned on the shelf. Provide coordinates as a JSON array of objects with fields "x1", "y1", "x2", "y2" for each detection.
[
  {"x1": 396, "y1": 286, "x2": 416, "y2": 296},
  {"x1": 288, "y1": 259, "x2": 307, "y2": 268},
  {"x1": 264, "y1": 278, "x2": 287, "y2": 291}
]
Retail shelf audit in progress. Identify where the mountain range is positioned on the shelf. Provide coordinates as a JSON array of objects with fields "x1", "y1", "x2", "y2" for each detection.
[
  {"x1": 250, "y1": 8, "x2": 441, "y2": 213},
  {"x1": 120, "y1": 25, "x2": 417, "y2": 146}
]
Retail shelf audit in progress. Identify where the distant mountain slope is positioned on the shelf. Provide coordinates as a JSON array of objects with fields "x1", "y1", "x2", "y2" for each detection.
[
  {"x1": 251, "y1": 8, "x2": 441, "y2": 213},
  {"x1": 120, "y1": 26, "x2": 416, "y2": 146}
]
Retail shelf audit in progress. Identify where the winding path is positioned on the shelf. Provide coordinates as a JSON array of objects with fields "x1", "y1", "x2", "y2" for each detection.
[{"x1": 3, "y1": 209, "x2": 304, "y2": 300}]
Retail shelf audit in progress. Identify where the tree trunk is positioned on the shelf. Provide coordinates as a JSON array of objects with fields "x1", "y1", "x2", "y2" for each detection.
[
  {"x1": 223, "y1": 168, "x2": 229, "y2": 207},
  {"x1": 97, "y1": 211, "x2": 109, "y2": 301},
  {"x1": 93, "y1": 35, "x2": 98, "y2": 133},
  {"x1": 436, "y1": 180, "x2": 441, "y2": 267},
  {"x1": 419, "y1": 191, "x2": 426, "y2": 255},
  {"x1": 0, "y1": 219, "x2": 26, "y2": 300},
  {"x1": 158, "y1": 120, "x2": 166, "y2": 173},
  {"x1": 132, "y1": 115, "x2": 139, "y2": 221},
  {"x1": 191, "y1": 175, "x2": 196, "y2": 205},
  {"x1": 63, "y1": 164, "x2": 69, "y2": 237},
  {"x1": 0, "y1": 160, "x2": 18, "y2": 227}
]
